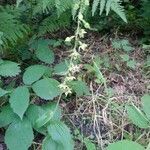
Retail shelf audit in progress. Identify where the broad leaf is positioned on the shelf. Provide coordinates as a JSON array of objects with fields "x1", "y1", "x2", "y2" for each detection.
[
  {"x1": 26, "y1": 104, "x2": 45, "y2": 126},
  {"x1": 26, "y1": 104, "x2": 47, "y2": 135},
  {"x1": 54, "y1": 60, "x2": 69, "y2": 75},
  {"x1": 106, "y1": 140, "x2": 145, "y2": 150},
  {"x1": 9, "y1": 86, "x2": 30, "y2": 119},
  {"x1": 69, "y1": 80, "x2": 90, "y2": 96},
  {"x1": 47, "y1": 121, "x2": 74, "y2": 150},
  {"x1": 0, "y1": 88, "x2": 9, "y2": 97},
  {"x1": 84, "y1": 138, "x2": 96, "y2": 150},
  {"x1": 0, "y1": 61, "x2": 21, "y2": 77},
  {"x1": 0, "y1": 105, "x2": 17, "y2": 128},
  {"x1": 23, "y1": 65, "x2": 49, "y2": 85},
  {"x1": 42, "y1": 102, "x2": 61, "y2": 121},
  {"x1": 126, "y1": 105, "x2": 150, "y2": 128},
  {"x1": 142, "y1": 94, "x2": 150, "y2": 120},
  {"x1": 32, "y1": 78, "x2": 60, "y2": 100},
  {"x1": 5, "y1": 118, "x2": 34, "y2": 150},
  {"x1": 35, "y1": 40, "x2": 54, "y2": 64},
  {"x1": 42, "y1": 136, "x2": 62, "y2": 150}
]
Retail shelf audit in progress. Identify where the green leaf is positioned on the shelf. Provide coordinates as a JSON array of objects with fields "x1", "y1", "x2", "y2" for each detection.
[
  {"x1": 23, "y1": 65, "x2": 49, "y2": 85},
  {"x1": 0, "y1": 105, "x2": 17, "y2": 128},
  {"x1": 5, "y1": 118, "x2": 34, "y2": 150},
  {"x1": 35, "y1": 40, "x2": 54, "y2": 64},
  {"x1": 126, "y1": 105, "x2": 150, "y2": 128},
  {"x1": 0, "y1": 88, "x2": 9, "y2": 97},
  {"x1": 47, "y1": 121, "x2": 74, "y2": 150},
  {"x1": 42, "y1": 102, "x2": 61, "y2": 122},
  {"x1": 0, "y1": 61, "x2": 21, "y2": 77},
  {"x1": 69, "y1": 80, "x2": 90, "y2": 96},
  {"x1": 54, "y1": 60, "x2": 69, "y2": 75},
  {"x1": 42, "y1": 136, "x2": 62, "y2": 150},
  {"x1": 106, "y1": 140, "x2": 145, "y2": 150},
  {"x1": 9, "y1": 86, "x2": 30, "y2": 119},
  {"x1": 142, "y1": 94, "x2": 150, "y2": 120},
  {"x1": 35, "y1": 111, "x2": 54, "y2": 128},
  {"x1": 127, "y1": 60, "x2": 136, "y2": 69},
  {"x1": 26, "y1": 104, "x2": 47, "y2": 135},
  {"x1": 26, "y1": 104, "x2": 45, "y2": 126},
  {"x1": 32, "y1": 78, "x2": 60, "y2": 100},
  {"x1": 84, "y1": 138, "x2": 96, "y2": 150},
  {"x1": 120, "y1": 54, "x2": 130, "y2": 62}
]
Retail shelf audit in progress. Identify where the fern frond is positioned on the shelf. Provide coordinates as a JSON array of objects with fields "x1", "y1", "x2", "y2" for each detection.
[
  {"x1": 91, "y1": 0, "x2": 127, "y2": 22},
  {"x1": 109, "y1": 0, "x2": 127, "y2": 23},
  {"x1": 92, "y1": 0, "x2": 100, "y2": 16},
  {"x1": 38, "y1": 12, "x2": 71, "y2": 35},
  {"x1": 33, "y1": 0, "x2": 72, "y2": 16},
  {"x1": 0, "y1": 6, "x2": 29, "y2": 49}
]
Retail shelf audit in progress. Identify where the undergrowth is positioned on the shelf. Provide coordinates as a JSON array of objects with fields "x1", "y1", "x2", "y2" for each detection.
[{"x1": 0, "y1": 0, "x2": 150, "y2": 150}]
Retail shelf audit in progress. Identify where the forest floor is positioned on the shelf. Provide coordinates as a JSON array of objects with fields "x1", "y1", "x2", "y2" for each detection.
[{"x1": 62, "y1": 32, "x2": 150, "y2": 150}]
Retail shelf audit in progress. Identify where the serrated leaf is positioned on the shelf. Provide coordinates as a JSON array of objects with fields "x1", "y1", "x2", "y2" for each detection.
[
  {"x1": 47, "y1": 121, "x2": 74, "y2": 150},
  {"x1": 26, "y1": 104, "x2": 47, "y2": 135},
  {"x1": 126, "y1": 105, "x2": 150, "y2": 128},
  {"x1": 54, "y1": 60, "x2": 69, "y2": 75},
  {"x1": 142, "y1": 94, "x2": 150, "y2": 120},
  {"x1": 42, "y1": 102, "x2": 61, "y2": 122},
  {"x1": 0, "y1": 88, "x2": 9, "y2": 97},
  {"x1": 0, "y1": 105, "x2": 17, "y2": 128},
  {"x1": 42, "y1": 136, "x2": 62, "y2": 150},
  {"x1": 35, "y1": 111, "x2": 54, "y2": 128},
  {"x1": 35, "y1": 40, "x2": 54, "y2": 64},
  {"x1": 0, "y1": 61, "x2": 21, "y2": 77},
  {"x1": 26, "y1": 104, "x2": 45, "y2": 126},
  {"x1": 32, "y1": 78, "x2": 60, "y2": 100},
  {"x1": 5, "y1": 117, "x2": 34, "y2": 150},
  {"x1": 106, "y1": 140, "x2": 145, "y2": 150},
  {"x1": 23, "y1": 65, "x2": 49, "y2": 85},
  {"x1": 69, "y1": 80, "x2": 90, "y2": 96},
  {"x1": 9, "y1": 86, "x2": 30, "y2": 119}
]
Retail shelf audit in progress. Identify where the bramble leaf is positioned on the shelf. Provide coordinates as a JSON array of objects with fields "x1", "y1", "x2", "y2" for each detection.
[
  {"x1": 0, "y1": 61, "x2": 21, "y2": 77},
  {"x1": 106, "y1": 140, "x2": 145, "y2": 150},
  {"x1": 35, "y1": 40, "x2": 54, "y2": 64},
  {"x1": 5, "y1": 118, "x2": 34, "y2": 150},
  {"x1": 69, "y1": 80, "x2": 90, "y2": 96},
  {"x1": 9, "y1": 86, "x2": 30, "y2": 119},
  {"x1": 142, "y1": 94, "x2": 150, "y2": 120},
  {"x1": 126, "y1": 105, "x2": 150, "y2": 128},
  {"x1": 32, "y1": 78, "x2": 60, "y2": 100},
  {"x1": 47, "y1": 121, "x2": 74, "y2": 150},
  {"x1": 0, "y1": 105, "x2": 17, "y2": 128},
  {"x1": 23, "y1": 65, "x2": 49, "y2": 85}
]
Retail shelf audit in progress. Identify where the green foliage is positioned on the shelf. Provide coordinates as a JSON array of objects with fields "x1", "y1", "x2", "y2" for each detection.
[
  {"x1": 0, "y1": 105, "x2": 17, "y2": 128},
  {"x1": 9, "y1": 86, "x2": 30, "y2": 119},
  {"x1": 5, "y1": 118, "x2": 34, "y2": 150},
  {"x1": 112, "y1": 39, "x2": 133, "y2": 52},
  {"x1": 32, "y1": 78, "x2": 61, "y2": 100},
  {"x1": 32, "y1": 39, "x2": 55, "y2": 64},
  {"x1": 92, "y1": 0, "x2": 127, "y2": 22},
  {"x1": 69, "y1": 80, "x2": 90, "y2": 96},
  {"x1": 0, "y1": 61, "x2": 21, "y2": 77},
  {"x1": 23, "y1": 65, "x2": 49, "y2": 85},
  {"x1": 106, "y1": 140, "x2": 145, "y2": 150},
  {"x1": 0, "y1": 5, "x2": 29, "y2": 50},
  {"x1": 47, "y1": 121, "x2": 74, "y2": 150},
  {"x1": 126, "y1": 94, "x2": 150, "y2": 129}
]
